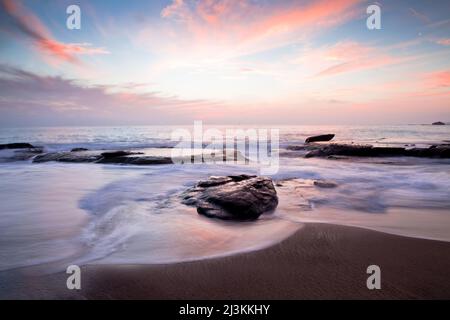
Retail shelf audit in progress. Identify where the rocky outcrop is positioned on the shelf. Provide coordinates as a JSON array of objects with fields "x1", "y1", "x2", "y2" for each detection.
[
  {"x1": 304, "y1": 143, "x2": 450, "y2": 159},
  {"x1": 405, "y1": 145, "x2": 450, "y2": 158},
  {"x1": 30, "y1": 148, "x2": 248, "y2": 165},
  {"x1": 0, "y1": 147, "x2": 43, "y2": 162},
  {"x1": 305, "y1": 134, "x2": 335, "y2": 143},
  {"x1": 432, "y1": 121, "x2": 445, "y2": 125},
  {"x1": 0, "y1": 143, "x2": 35, "y2": 150},
  {"x1": 33, "y1": 151, "x2": 103, "y2": 163},
  {"x1": 100, "y1": 151, "x2": 142, "y2": 158},
  {"x1": 32, "y1": 149, "x2": 172, "y2": 165},
  {"x1": 181, "y1": 175, "x2": 278, "y2": 220},
  {"x1": 97, "y1": 155, "x2": 172, "y2": 165},
  {"x1": 305, "y1": 144, "x2": 403, "y2": 158}
]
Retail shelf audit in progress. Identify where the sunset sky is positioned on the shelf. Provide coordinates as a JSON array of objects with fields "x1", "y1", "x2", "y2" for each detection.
[{"x1": 0, "y1": 0, "x2": 449, "y2": 126}]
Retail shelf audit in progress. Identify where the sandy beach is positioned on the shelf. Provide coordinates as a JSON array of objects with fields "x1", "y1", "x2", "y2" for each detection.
[{"x1": 2, "y1": 223, "x2": 449, "y2": 300}]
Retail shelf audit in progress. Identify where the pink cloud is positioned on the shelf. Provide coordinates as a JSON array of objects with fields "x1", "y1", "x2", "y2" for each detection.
[
  {"x1": 243, "y1": 0, "x2": 360, "y2": 40},
  {"x1": 322, "y1": 41, "x2": 372, "y2": 61},
  {"x1": 436, "y1": 38, "x2": 450, "y2": 46},
  {"x1": 316, "y1": 56, "x2": 399, "y2": 77},
  {"x1": 313, "y1": 41, "x2": 404, "y2": 77},
  {"x1": 162, "y1": 0, "x2": 360, "y2": 30},
  {"x1": 0, "y1": 0, "x2": 109, "y2": 65},
  {"x1": 161, "y1": 0, "x2": 186, "y2": 19},
  {"x1": 153, "y1": 0, "x2": 362, "y2": 57},
  {"x1": 425, "y1": 70, "x2": 450, "y2": 88}
]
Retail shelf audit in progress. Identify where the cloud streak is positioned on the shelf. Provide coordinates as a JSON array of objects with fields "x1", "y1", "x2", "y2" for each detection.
[
  {"x1": 436, "y1": 38, "x2": 450, "y2": 46},
  {"x1": 0, "y1": 65, "x2": 218, "y2": 126},
  {"x1": 425, "y1": 70, "x2": 450, "y2": 88},
  {"x1": 312, "y1": 41, "x2": 405, "y2": 77},
  {"x1": 145, "y1": 0, "x2": 362, "y2": 60},
  {"x1": 0, "y1": 0, "x2": 109, "y2": 65},
  {"x1": 409, "y1": 7, "x2": 430, "y2": 23}
]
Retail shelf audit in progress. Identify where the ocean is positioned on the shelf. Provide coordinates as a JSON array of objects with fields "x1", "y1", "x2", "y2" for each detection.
[{"x1": 0, "y1": 125, "x2": 449, "y2": 272}]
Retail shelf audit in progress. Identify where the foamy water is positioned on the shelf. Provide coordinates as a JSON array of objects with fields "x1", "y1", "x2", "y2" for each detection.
[{"x1": 0, "y1": 125, "x2": 449, "y2": 272}]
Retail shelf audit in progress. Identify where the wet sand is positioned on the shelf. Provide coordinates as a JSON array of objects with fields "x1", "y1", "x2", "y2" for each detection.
[{"x1": 1, "y1": 223, "x2": 450, "y2": 299}]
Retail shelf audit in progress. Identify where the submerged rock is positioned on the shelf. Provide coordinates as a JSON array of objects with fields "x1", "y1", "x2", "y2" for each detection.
[
  {"x1": 305, "y1": 134, "x2": 335, "y2": 143},
  {"x1": 0, "y1": 143, "x2": 35, "y2": 150},
  {"x1": 70, "y1": 148, "x2": 89, "y2": 152},
  {"x1": 182, "y1": 175, "x2": 278, "y2": 221},
  {"x1": 286, "y1": 145, "x2": 307, "y2": 151},
  {"x1": 313, "y1": 180, "x2": 338, "y2": 188}
]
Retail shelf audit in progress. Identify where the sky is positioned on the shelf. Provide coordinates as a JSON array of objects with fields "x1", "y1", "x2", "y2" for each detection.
[{"x1": 0, "y1": 0, "x2": 449, "y2": 126}]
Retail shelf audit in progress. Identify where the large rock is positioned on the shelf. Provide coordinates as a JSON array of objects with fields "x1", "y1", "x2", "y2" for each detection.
[
  {"x1": 432, "y1": 121, "x2": 445, "y2": 125},
  {"x1": 182, "y1": 175, "x2": 278, "y2": 221},
  {"x1": 0, "y1": 143, "x2": 35, "y2": 150},
  {"x1": 305, "y1": 134, "x2": 335, "y2": 143}
]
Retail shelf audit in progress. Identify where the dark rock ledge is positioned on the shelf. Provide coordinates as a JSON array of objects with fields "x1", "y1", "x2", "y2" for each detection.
[
  {"x1": 31, "y1": 148, "x2": 248, "y2": 165},
  {"x1": 0, "y1": 143, "x2": 35, "y2": 150},
  {"x1": 0, "y1": 143, "x2": 44, "y2": 162},
  {"x1": 32, "y1": 150, "x2": 173, "y2": 165},
  {"x1": 70, "y1": 147, "x2": 89, "y2": 152},
  {"x1": 303, "y1": 143, "x2": 450, "y2": 158},
  {"x1": 285, "y1": 142, "x2": 450, "y2": 159},
  {"x1": 181, "y1": 175, "x2": 278, "y2": 221},
  {"x1": 285, "y1": 132, "x2": 450, "y2": 159}
]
